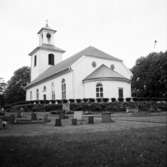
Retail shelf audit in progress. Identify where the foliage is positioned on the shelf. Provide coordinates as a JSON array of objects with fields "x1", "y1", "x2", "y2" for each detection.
[
  {"x1": 131, "y1": 51, "x2": 167, "y2": 97},
  {"x1": 4, "y1": 66, "x2": 30, "y2": 104}
]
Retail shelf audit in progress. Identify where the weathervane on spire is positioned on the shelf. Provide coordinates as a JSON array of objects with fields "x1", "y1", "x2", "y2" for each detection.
[{"x1": 45, "y1": 19, "x2": 49, "y2": 27}]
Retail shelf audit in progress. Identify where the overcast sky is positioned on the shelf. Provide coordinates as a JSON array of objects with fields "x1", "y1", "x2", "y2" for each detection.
[{"x1": 0, "y1": 0, "x2": 167, "y2": 82}]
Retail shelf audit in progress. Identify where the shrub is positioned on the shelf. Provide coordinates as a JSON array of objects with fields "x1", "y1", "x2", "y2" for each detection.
[
  {"x1": 96, "y1": 98, "x2": 102, "y2": 103},
  {"x1": 111, "y1": 98, "x2": 116, "y2": 102},
  {"x1": 62, "y1": 99, "x2": 68, "y2": 103},
  {"x1": 57, "y1": 100, "x2": 62, "y2": 104},
  {"x1": 118, "y1": 98, "x2": 124, "y2": 102},
  {"x1": 83, "y1": 98, "x2": 89, "y2": 103},
  {"x1": 76, "y1": 99, "x2": 82, "y2": 103},
  {"x1": 51, "y1": 100, "x2": 56, "y2": 104},
  {"x1": 69, "y1": 99, "x2": 75, "y2": 103},
  {"x1": 45, "y1": 104, "x2": 62, "y2": 112},
  {"x1": 126, "y1": 98, "x2": 131, "y2": 102},
  {"x1": 89, "y1": 98, "x2": 95, "y2": 103},
  {"x1": 32, "y1": 104, "x2": 45, "y2": 112},
  {"x1": 103, "y1": 98, "x2": 109, "y2": 103}
]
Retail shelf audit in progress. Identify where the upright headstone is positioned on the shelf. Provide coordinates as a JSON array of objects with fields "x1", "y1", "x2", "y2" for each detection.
[
  {"x1": 31, "y1": 112, "x2": 37, "y2": 120},
  {"x1": 62, "y1": 103, "x2": 70, "y2": 113}
]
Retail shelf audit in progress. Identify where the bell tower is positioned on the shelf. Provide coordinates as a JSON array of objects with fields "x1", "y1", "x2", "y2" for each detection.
[
  {"x1": 29, "y1": 22, "x2": 65, "y2": 81},
  {"x1": 38, "y1": 20, "x2": 56, "y2": 46}
]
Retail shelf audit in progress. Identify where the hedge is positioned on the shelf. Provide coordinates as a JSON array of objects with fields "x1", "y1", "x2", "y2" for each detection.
[{"x1": 7, "y1": 100, "x2": 167, "y2": 113}]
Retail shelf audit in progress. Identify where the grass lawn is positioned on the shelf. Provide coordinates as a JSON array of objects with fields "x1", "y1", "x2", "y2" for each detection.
[{"x1": 0, "y1": 126, "x2": 166, "y2": 167}]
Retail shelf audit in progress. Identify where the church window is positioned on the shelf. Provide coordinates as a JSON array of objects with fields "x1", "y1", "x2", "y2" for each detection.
[
  {"x1": 51, "y1": 82, "x2": 55, "y2": 100},
  {"x1": 48, "y1": 54, "x2": 54, "y2": 65},
  {"x1": 43, "y1": 86, "x2": 46, "y2": 92},
  {"x1": 118, "y1": 88, "x2": 123, "y2": 98},
  {"x1": 110, "y1": 64, "x2": 115, "y2": 70},
  {"x1": 92, "y1": 61, "x2": 96, "y2": 67},
  {"x1": 96, "y1": 83, "x2": 103, "y2": 98},
  {"x1": 34, "y1": 55, "x2": 37, "y2": 67},
  {"x1": 61, "y1": 79, "x2": 66, "y2": 99},
  {"x1": 36, "y1": 89, "x2": 39, "y2": 100},
  {"x1": 30, "y1": 91, "x2": 32, "y2": 100},
  {"x1": 43, "y1": 94, "x2": 47, "y2": 100}
]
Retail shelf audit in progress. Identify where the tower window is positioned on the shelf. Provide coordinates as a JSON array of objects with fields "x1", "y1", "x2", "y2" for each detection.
[
  {"x1": 46, "y1": 33, "x2": 51, "y2": 40},
  {"x1": 118, "y1": 88, "x2": 123, "y2": 98},
  {"x1": 34, "y1": 55, "x2": 37, "y2": 67},
  {"x1": 96, "y1": 83, "x2": 103, "y2": 98},
  {"x1": 48, "y1": 54, "x2": 54, "y2": 65}
]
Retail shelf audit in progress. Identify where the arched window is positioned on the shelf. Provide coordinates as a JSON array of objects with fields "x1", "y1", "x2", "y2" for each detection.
[
  {"x1": 43, "y1": 94, "x2": 47, "y2": 100},
  {"x1": 43, "y1": 86, "x2": 46, "y2": 92},
  {"x1": 96, "y1": 83, "x2": 103, "y2": 98},
  {"x1": 34, "y1": 55, "x2": 37, "y2": 67},
  {"x1": 61, "y1": 79, "x2": 66, "y2": 99},
  {"x1": 36, "y1": 89, "x2": 39, "y2": 100},
  {"x1": 51, "y1": 82, "x2": 55, "y2": 100},
  {"x1": 48, "y1": 54, "x2": 54, "y2": 65},
  {"x1": 30, "y1": 91, "x2": 32, "y2": 100}
]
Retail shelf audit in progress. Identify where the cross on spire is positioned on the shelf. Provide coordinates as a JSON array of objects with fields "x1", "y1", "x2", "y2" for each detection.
[
  {"x1": 45, "y1": 19, "x2": 49, "y2": 27},
  {"x1": 154, "y1": 40, "x2": 157, "y2": 49}
]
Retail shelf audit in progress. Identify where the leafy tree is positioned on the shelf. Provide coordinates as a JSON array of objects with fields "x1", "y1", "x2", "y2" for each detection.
[
  {"x1": 131, "y1": 51, "x2": 167, "y2": 98},
  {"x1": 4, "y1": 66, "x2": 30, "y2": 104}
]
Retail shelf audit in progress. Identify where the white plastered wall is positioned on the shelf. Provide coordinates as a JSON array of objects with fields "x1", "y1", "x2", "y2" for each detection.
[
  {"x1": 26, "y1": 71, "x2": 73, "y2": 101},
  {"x1": 84, "y1": 81, "x2": 131, "y2": 98},
  {"x1": 30, "y1": 50, "x2": 63, "y2": 81},
  {"x1": 71, "y1": 56, "x2": 132, "y2": 99}
]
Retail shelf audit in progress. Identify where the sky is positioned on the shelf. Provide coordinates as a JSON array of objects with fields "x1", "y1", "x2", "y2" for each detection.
[{"x1": 0, "y1": 0, "x2": 167, "y2": 82}]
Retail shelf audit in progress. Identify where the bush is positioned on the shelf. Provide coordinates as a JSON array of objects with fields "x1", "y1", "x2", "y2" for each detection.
[
  {"x1": 32, "y1": 104, "x2": 45, "y2": 112},
  {"x1": 111, "y1": 98, "x2": 116, "y2": 102},
  {"x1": 45, "y1": 104, "x2": 62, "y2": 112},
  {"x1": 69, "y1": 99, "x2": 75, "y2": 103},
  {"x1": 76, "y1": 99, "x2": 82, "y2": 103},
  {"x1": 83, "y1": 98, "x2": 89, "y2": 103},
  {"x1": 118, "y1": 98, "x2": 124, "y2": 102},
  {"x1": 103, "y1": 98, "x2": 109, "y2": 103},
  {"x1": 126, "y1": 98, "x2": 131, "y2": 102},
  {"x1": 89, "y1": 98, "x2": 95, "y2": 103}
]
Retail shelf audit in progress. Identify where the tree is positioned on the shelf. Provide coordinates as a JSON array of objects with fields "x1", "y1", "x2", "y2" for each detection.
[
  {"x1": 131, "y1": 51, "x2": 167, "y2": 98},
  {"x1": 4, "y1": 66, "x2": 30, "y2": 104}
]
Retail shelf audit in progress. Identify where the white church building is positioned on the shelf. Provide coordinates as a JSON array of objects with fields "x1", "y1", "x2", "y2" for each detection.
[{"x1": 26, "y1": 24, "x2": 132, "y2": 101}]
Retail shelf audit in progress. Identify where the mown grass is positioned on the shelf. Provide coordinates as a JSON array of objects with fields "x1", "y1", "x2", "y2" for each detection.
[{"x1": 0, "y1": 126, "x2": 166, "y2": 167}]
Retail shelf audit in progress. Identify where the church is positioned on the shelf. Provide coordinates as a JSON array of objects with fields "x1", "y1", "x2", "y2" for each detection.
[{"x1": 26, "y1": 23, "x2": 132, "y2": 101}]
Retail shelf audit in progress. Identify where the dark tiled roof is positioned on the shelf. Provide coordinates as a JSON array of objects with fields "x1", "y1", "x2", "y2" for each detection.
[
  {"x1": 83, "y1": 64, "x2": 130, "y2": 83},
  {"x1": 29, "y1": 44, "x2": 65, "y2": 56},
  {"x1": 26, "y1": 46, "x2": 123, "y2": 88}
]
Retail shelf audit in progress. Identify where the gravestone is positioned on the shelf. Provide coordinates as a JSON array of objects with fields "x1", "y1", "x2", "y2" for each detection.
[
  {"x1": 72, "y1": 118, "x2": 77, "y2": 125},
  {"x1": 43, "y1": 114, "x2": 49, "y2": 122},
  {"x1": 62, "y1": 103, "x2": 70, "y2": 113},
  {"x1": 101, "y1": 112, "x2": 112, "y2": 122},
  {"x1": 31, "y1": 112, "x2": 37, "y2": 120},
  {"x1": 88, "y1": 116, "x2": 94, "y2": 124},
  {"x1": 74, "y1": 111, "x2": 83, "y2": 120},
  {"x1": 55, "y1": 118, "x2": 62, "y2": 126}
]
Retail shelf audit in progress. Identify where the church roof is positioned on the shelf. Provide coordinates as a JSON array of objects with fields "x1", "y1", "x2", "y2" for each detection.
[
  {"x1": 26, "y1": 46, "x2": 123, "y2": 88},
  {"x1": 29, "y1": 44, "x2": 66, "y2": 56},
  {"x1": 37, "y1": 27, "x2": 57, "y2": 34},
  {"x1": 83, "y1": 64, "x2": 130, "y2": 83}
]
